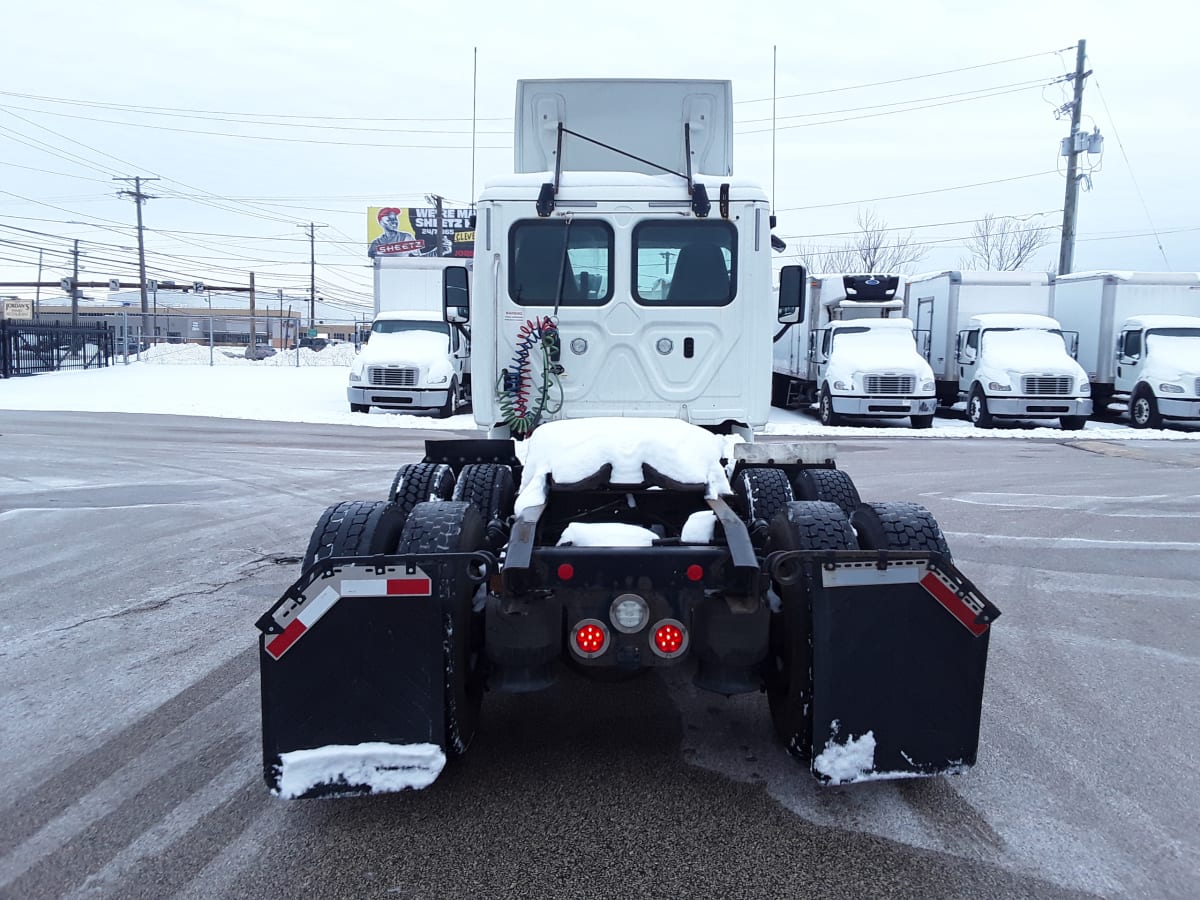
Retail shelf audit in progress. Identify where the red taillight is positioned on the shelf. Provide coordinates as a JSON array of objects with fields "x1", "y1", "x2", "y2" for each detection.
[
  {"x1": 686, "y1": 564, "x2": 704, "y2": 582},
  {"x1": 651, "y1": 619, "x2": 688, "y2": 657},
  {"x1": 558, "y1": 563, "x2": 575, "y2": 581},
  {"x1": 572, "y1": 619, "x2": 608, "y2": 658}
]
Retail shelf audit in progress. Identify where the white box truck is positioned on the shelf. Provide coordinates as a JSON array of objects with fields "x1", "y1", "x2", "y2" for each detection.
[
  {"x1": 772, "y1": 274, "x2": 937, "y2": 428},
  {"x1": 347, "y1": 256, "x2": 472, "y2": 417},
  {"x1": 1051, "y1": 271, "x2": 1200, "y2": 427},
  {"x1": 904, "y1": 271, "x2": 1092, "y2": 429}
]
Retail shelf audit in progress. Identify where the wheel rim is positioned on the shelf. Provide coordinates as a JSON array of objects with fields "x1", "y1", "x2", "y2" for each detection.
[
  {"x1": 969, "y1": 396, "x2": 980, "y2": 422},
  {"x1": 1133, "y1": 397, "x2": 1149, "y2": 425},
  {"x1": 820, "y1": 394, "x2": 831, "y2": 422}
]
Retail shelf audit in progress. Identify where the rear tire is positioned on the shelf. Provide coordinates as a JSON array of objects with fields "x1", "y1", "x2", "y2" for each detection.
[
  {"x1": 398, "y1": 501, "x2": 486, "y2": 757},
  {"x1": 792, "y1": 468, "x2": 861, "y2": 521},
  {"x1": 388, "y1": 462, "x2": 456, "y2": 507},
  {"x1": 301, "y1": 499, "x2": 412, "y2": 571},
  {"x1": 732, "y1": 467, "x2": 795, "y2": 538},
  {"x1": 851, "y1": 501, "x2": 952, "y2": 561},
  {"x1": 451, "y1": 464, "x2": 516, "y2": 551},
  {"x1": 765, "y1": 501, "x2": 858, "y2": 761}
]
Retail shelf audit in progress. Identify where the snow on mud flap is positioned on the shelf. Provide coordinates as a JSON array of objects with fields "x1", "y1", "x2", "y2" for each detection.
[
  {"x1": 257, "y1": 509, "x2": 492, "y2": 798},
  {"x1": 767, "y1": 502, "x2": 1001, "y2": 785}
]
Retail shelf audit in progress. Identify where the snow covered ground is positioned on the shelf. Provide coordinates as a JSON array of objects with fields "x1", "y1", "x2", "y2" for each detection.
[{"x1": 2, "y1": 342, "x2": 1197, "y2": 441}]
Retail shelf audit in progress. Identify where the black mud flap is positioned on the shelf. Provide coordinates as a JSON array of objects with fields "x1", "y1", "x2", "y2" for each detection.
[
  {"x1": 791, "y1": 551, "x2": 999, "y2": 784},
  {"x1": 256, "y1": 553, "x2": 490, "y2": 798}
]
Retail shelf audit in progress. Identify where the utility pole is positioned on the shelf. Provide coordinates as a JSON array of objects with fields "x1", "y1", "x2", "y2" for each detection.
[
  {"x1": 426, "y1": 193, "x2": 447, "y2": 256},
  {"x1": 72, "y1": 239, "x2": 80, "y2": 326},
  {"x1": 1057, "y1": 40, "x2": 1090, "y2": 276},
  {"x1": 115, "y1": 175, "x2": 160, "y2": 333},
  {"x1": 298, "y1": 223, "x2": 325, "y2": 329},
  {"x1": 248, "y1": 271, "x2": 257, "y2": 356},
  {"x1": 35, "y1": 249, "x2": 43, "y2": 319}
]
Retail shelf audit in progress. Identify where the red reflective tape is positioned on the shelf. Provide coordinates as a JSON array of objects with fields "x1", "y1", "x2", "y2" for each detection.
[
  {"x1": 265, "y1": 619, "x2": 307, "y2": 660},
  {"x1": 387, "y1": 577, "x2": 432, "y2": 596},
  {"x1": 920, "y1": 572, "x2": 988, "y2": 636}
]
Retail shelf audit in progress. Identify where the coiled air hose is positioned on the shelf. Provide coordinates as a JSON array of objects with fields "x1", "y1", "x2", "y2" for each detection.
[{"x1": 496, "y1": 316, "x2": 563, "y2": 435}]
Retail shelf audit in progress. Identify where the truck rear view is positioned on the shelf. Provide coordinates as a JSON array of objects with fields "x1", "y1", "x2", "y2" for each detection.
[{"x1": 258, "y1": 78, "x2": 1000, "y2": 798}]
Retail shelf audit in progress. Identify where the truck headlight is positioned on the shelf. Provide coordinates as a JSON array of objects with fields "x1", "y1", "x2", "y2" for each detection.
[
  {"x1": 987, "y1": 382, "x2": 1012, "y2": 391},
  {"x1": 833, "y1": 380, "x2": 851, "y2": 391},
  {"x1": 349, "y1": 371, "x2": 361, "y2": 383},
  {"x1": 429, "y1": 374, "x2": 448, "y2": 384},
  {"x1": 1078, "y1": 381, "x2": 1090, "y2": 394},
  {"x1": 1159, "y1": 383, "x2": 1184, "y2": 393},
  {"x1": 921, "y1": 380, "x2": 934, "y2": 392}
]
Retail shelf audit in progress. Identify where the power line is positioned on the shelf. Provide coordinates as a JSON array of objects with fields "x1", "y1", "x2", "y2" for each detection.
[{"x1": 776, "y1": 171, "x2": 1060, "y2": 212}]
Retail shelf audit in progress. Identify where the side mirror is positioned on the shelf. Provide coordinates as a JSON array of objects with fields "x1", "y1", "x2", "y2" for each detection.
[
  {"x1": 778, "y1": 265, "x2": 806, "y2": 324},
  {"x1": 443, "y1": 266, "x2": 470, "y2": 324}
]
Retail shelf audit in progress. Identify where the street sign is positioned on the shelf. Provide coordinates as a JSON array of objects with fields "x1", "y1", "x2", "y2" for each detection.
[
  {"x1": 109, "y1": 278, "x2": 120, "y2": 291},
  {"x1": 307, "y1": 328, "x2": 318, "y2": 338},
  {"x1": 193, "y1": 281, "x2": 205, "y2": 294},
  {"x1": 148, "y1": 279, "x2": 158, "y2": 292},
  {"x1": 60, "y1": 277, "x2": 74, "y2": 293}
]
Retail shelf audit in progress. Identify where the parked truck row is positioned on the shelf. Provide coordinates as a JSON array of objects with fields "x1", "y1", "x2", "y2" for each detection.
[{"x1": 771, "y1": 268, "x2": 1200, "y2": 430}]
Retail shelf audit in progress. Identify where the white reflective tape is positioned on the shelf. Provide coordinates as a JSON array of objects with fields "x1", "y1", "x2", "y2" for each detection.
[
  {"x1": 297, "y1": 585, "x2": 340, "y2": 627},
  {"x1": 820, "y1": 561, "x2": 925, "y2": 588},
  {"x1": 341, "y1": 579, "x2": 390, "y2": 597}
]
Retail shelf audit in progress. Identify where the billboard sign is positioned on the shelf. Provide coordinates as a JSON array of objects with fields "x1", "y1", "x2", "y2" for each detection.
[{"x1": 367, "y1": 206, "x2": 474, "y2": 259}]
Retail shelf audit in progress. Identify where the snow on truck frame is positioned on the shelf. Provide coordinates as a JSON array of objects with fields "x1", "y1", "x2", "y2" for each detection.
[{"x1": 257, "y1": 78, "x2": 1000, "y2": 798}]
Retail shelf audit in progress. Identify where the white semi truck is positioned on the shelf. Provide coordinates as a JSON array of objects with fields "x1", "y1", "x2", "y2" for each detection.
[
  {"x1": 772, "y1": 273, "x2": 937, "y2": 428},
  {"x1": 904, "y1": 271, "x2": 1092, "y2": 429},
  {"x1": 260, "y1": 78, "x2": 1000, "y2": 797},
  {"x1": 346, "y1": 256, "x2": 471, "y2": 417},
  {"x1": 1051, "y1": 271, "x2": 1200, "y2": 427}
]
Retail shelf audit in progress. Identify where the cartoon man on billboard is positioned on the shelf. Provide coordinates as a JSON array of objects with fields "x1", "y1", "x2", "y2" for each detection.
[{"x1": 368, "y1": 208, "x2": 451, "y2": 258}]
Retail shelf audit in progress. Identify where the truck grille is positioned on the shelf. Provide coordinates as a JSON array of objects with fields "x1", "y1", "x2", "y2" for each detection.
[
  {"x1": 864, "y1": 375, "x2": 915, "y2": 394},
  {"x1": 368, "y1": 366, "x2": 419, "y2": 387},
  {"x1": 1022, "y1": 376, "x2": 1072, "y2": 395}
]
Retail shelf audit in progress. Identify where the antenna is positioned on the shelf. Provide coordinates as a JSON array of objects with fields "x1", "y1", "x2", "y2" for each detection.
[
  {"x1": 471, "y1": 47, "x2": 478, "y2": 208},
  {"x1": 772, "y1": 44, "x2": 777, "y2": 213}
]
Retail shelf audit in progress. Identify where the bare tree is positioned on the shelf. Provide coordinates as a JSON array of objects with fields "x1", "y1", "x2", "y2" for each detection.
[
  {"x1": 793, "y1": 209, "x2": 926, "y2": 275},
  {"x1": 960, "y1": 213, "x2": 1056, "y2": 270}
]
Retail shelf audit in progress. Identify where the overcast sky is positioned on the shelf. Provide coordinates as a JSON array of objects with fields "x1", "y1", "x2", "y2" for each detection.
[{"x1": 2, "y1": 0, "x2": 1196, "y2": 315}]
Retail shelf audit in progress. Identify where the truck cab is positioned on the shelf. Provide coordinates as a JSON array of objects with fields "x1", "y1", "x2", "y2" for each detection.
[
  {"x1": 808, "y1": 316, "x2": 937, "y2": 427},
  {"x1": 956, "y1": 313, "x2": 1092, "y2": 430},
  {"x1": 1115, "y1": 314, "x2": 1200, "y2": 428},
  {"x1": 347, "y1": 306, "x2": 469, "y2": 417}
]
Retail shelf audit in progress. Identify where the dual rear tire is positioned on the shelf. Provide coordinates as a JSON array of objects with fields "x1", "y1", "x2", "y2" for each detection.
[{"x1": 764, "y1": 485, "x2": 952, "y2": 761}]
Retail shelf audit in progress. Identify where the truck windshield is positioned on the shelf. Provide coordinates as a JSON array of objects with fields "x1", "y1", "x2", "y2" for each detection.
[
  {"x1": 633, "y1": 219, "x2": 736, "y2": 306},
  {"x1": 831, "y1": 326, "x2": 915, "y2": 352},
  {"x1": 1145, "y1": 328, "x2": 1200, "y2": 364},
  {"x1": 372, "y1": 320, "x2": 449, "y2": 337},
  {"x1": 980, "y1": 328, "x2": 1069, "y2": 358}
]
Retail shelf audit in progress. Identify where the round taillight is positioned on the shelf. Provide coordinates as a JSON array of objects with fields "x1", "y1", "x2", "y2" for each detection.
[
  {"x1": 558, "y1": 563, "x2": 575, "y2": 581},
  {"x1": 572, "y1": 619, "x2": 608, "y2": 659},
  {"x1": 650, "y1": 618, "x2": 688, "y2": 658},
  {"x1": 686, "y1": 564, "x2": 704, "y2": 582}
]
